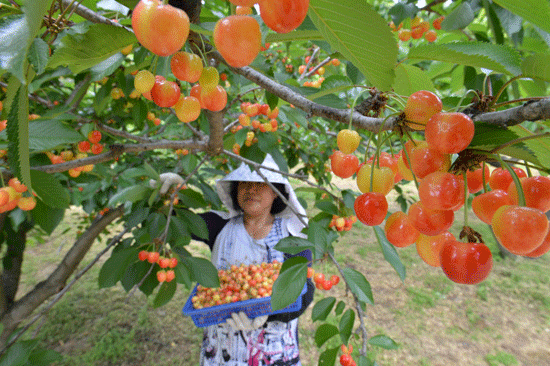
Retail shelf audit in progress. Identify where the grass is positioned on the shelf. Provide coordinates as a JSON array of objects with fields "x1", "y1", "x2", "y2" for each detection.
[{"x1": 9, "y1": 184, "x2": 550, "y2": 366}]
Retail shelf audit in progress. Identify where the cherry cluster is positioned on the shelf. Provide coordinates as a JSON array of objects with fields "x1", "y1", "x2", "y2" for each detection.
[
  {"x1": 308, "y1": 268, "x2": 340, "y2": 291},
  {"x1": 231, "y1": 102, "x2": 280, "y2": 155},
  {"x1": 138, "y1": 250, "x2": 178, "y2": 283},
  {"x1": 0, "y1": 178, "x2": 36, "y2": 213},
  {"x1": 328, "y1": 215, "x2": 357, "y2": 232},
  {"x1": 392, "y1": 15, "x2": 444, "y2": 43},
  {"x1": 191, "y1": 261, "x2": 282, "y2": 309},
  {"x1": 339, "y1": 344, "x2": 356, "y2": 366}
]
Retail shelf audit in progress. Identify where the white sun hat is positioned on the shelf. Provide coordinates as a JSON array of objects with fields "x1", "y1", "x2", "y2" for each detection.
[{"x1": 215, "y1": 154, "x2": 308, "y2": 237}]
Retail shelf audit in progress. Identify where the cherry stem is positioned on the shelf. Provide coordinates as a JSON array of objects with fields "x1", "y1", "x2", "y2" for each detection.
[
  {"x1": 491, "y1": 75, "x2": 523, "y2": 109},
  {"x1": 481, "y1": 161, "x2": 488, "y2": 193},
  {"x1": 451, "y1": 89, "x2": 477, "y2": 112},
  {"x1": 495, "y1": 154, "x2": 526, "y2": 207}
]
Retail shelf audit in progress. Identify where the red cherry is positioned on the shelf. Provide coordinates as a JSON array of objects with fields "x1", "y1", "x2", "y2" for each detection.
[
  {"x1": 471, "y1": 189, "x2": 511, "y2": 225},
  {"x1": 330, "y1": 151, "x2": 359, "y2": 179},
  {"x1": 418, "y1": 171, "x2": 465, "y2": 211},
  {"x1": 408, "y1": 201, "x2": 454, "y2": 236},
  {"x1": 354, "y1": 192, "x2": 388, "y2": 226},
  {"x1": 403, "y1": 90, "x2": 442, "y2": 130},
  {"x1": 384, "y1": 211, "x2": 420, "y2": 248},
  {"x1": 425, "y1": 112, "x2": 475, "y2": 154},
  {"x1": 488, "y1": 167, "x2": 527, "y2": 191},
  {"x1": 440, "y1": 241, "x2": 493, "y2": 285}
]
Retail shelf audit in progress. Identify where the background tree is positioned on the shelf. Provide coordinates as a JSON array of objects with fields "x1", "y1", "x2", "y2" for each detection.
[{"x1": 1, "y1": 0, "x2": 550, "y2": 364}]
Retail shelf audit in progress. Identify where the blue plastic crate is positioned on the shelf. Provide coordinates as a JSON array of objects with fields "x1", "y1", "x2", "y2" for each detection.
[{"x1": 182, "y1": 282, "x2": 307, "y2": 328}]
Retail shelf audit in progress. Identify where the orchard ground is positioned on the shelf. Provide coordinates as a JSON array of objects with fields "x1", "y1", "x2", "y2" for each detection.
[{"x1": 16, "y1": 177, "x2": 550, "y2": 366}]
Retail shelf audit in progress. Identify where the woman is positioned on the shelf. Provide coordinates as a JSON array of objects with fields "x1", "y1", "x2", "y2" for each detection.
[{"x1": 156, "y1": 154, "x2": 314, "y2": 366}]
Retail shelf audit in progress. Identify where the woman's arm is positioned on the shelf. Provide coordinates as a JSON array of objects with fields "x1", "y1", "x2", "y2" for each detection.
[{"x1": 266, "y1": 249, "x2": 315, "y2": 323}]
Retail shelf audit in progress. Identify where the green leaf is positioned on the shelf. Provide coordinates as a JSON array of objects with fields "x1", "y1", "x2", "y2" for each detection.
[
  {"x1": 47, "y1": 23, "x2": 137, "y2": 74},
  {"x1": 153, "y1": 280, "x2": 177, "y2": 308},
  {"x1": 408, "y1": 42, "x2": 522, "y2": 76},
  {"x1": 98, "y1": 247, "x2": 139, "y2": 288},
  {"x1": 28, "y1": 347, "x2": 62, "y2": 365},
  {"x1": 274, "y1": 236, "x2": 314, "y2": 255},
  {"x1": 0, "y1": 0, "x2": 50, "y2": 83},
  {"x1": 484, "y1": 0, "x2": 505, "y2": 44},
  {"x1": 521, "y1": 53, "x2": 550, "y2": 82},
  {"x1": 318, "y1": 345, "x2": 339, "y2": 366},
  {"x1": 315, "y1": 200, "x2": 339, "y2": 216},
  {"x1": 441, "y1": 2, "x2": 475, "y2": 30},
  {"x1": 493, "y1": 0, "x2": 550, "y2": 34},
  {"x1": 306, "y1": 75, "x2": 353, "y2": 101},
  {"x1": 31, "y1": 199, "x2": 65, "y2": 235},
  {"x1": 6, "y1": 78, "x2": 31, "y2": 190},
  {"x1": 182, "y1": 257, "x2": 219, "y2": 288},
  {"x1": 90, "y1": 53, "x2": 125, "y2": 81},
  {"x1": 309, "y1": 0, "x2": 397, "y2": 91},
  {"x1": 334, "y1": 300, "x2": 346, "y2": 315},
  {"x1": 314, "y1": 323, "x2": 339, "y2": 347},
  {"x1": 342, "y1": 267, "x2": 374, "y2": 305},
  {"x1": 368, "y1": 334, "x2": 399, "y2": 350},
  {"x1": 373, "y1": 226, "x2": 406, "y2": 282},
  {"x1": 28, "y1": 119, "x2": 83, "y2": 151},
  {"x1": 311, "y1": 297, "x2": 336, "y2": 322},
  {"x1": 307, "y1": 221, "x2": 329, "y2": 260},
  {"x1": 339, "y1": 309, "x2": 355, "y2": 344},
  {"x1": 388, "y1": 2, "x2": 419, "y2": 28},
  {"x1": 108, "y1": 185, "x2": 151, "y2": 206},
  {"x1": 28, "y1": 38, "x2": 49, "y2": 75},
  {"x1": 393, "y1": 63, "x2": 436, "y2": 96},
  {"x1": 0, "y1": 339, "x2": 36, "y2": 366},
  {"x1": 271, "y1": 256, "x2": 307, "y2": 311},
  {"x1": 30, "y1": 170, "x2": 70, "y2": 209},
  {"x1": 177, "y1": 209, "x2": 208, "y2": 240}
]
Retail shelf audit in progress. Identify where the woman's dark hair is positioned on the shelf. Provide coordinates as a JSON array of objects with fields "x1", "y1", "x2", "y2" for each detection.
[{"x1": 230, "y1": 181, "x2": 289, "y2": 215}]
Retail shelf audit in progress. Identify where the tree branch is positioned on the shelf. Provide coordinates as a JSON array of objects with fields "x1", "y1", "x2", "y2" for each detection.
[
  {"x1": 60, "y1": 0, "x2": 128, "y2": 29},
  {"x1": 0, "y1": 205, "x2": 124, "y2": 349},
  {"x1": 473, "y1": 98, "x2": 550, "y2": 127}
]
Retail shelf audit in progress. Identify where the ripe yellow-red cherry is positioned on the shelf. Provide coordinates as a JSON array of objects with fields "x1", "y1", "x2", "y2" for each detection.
[
  {"x1": 506, "y1": 175, "x2": 550, "y2": 212},
  {"x1": 424, "y1": 30, "x2": 437, "y2": 42},
  {"x1": 174, "y1": 96, "x2": 201, "y2": 122},
  {"x1": 488, "y1": 167, "x2": 527, "y2": 191},
  {"x1": 524, "y1": 228, "x2": 550, "y2": 258},
  {"x1": 356, "y1": 163, "x2": 395, "y2": 195},
  {"x1": 492, "y1": 205, "x2": 549, "y2": 255},
  {"x1": 171, "y1": 51, "x2": 203, "y2": 83},
  {"x1": 440, "y1": 241, "x2": 493, "y2": 285},
  {"x1": 418, "y1": 171, "x2": 465, "y2": 211},
  {"x1": 471, "y1": 189, "x2": 511, "y2": 224},
  {"x1": 330, "y1": 151, "x2": 359, "y2": 179},
  {"x1": 425, "y1": 112, "x2": 475, "y2": 154},
  {"x1": 408, "y1": 141, "x2": 451, "y2": 179},
  {"x1": 199, "y1": 66, "x2": 220, "y2": 93},
  {"x1": 408, "y1": 201, "x2": 454, "y2": 236},
  {"x1": 214, "y1": 15, "x2": 261, "y2": 68},
  {"x1": 384, "y1": 211, "x2": 419, "y2": 248},
  {"x1": 229, "y1": 0, "x2": 256, "y2": 5},
  {"x1": 201, "y1": 85, "x2": 227, "y2": 112},
  {"x1": 354, "y1": 192, "x2": 388, "y2": 226},
  {"x1": 151, "y1": 78, "x2": 181, "y2": 107},
  {"x1": 466, "y1": 164, "x2": 490, "y2": 193},
  {"x1": 134, "y1": 69, "x2": 156, "y2": 93},
  {"x1": 398, "y1": 29, "x2": 411, "y2": 41},
  {"x1": 416, "y1": 231, "x2": 455, "y2": 267},
  {"x1": 337, "y1": 129, "x2": 361, "y2": 154},
  {"x1": 258, "y1": 0, "x2": 310, "y2": 34},
  {"x1": 131, "y1": 0, "x2": 190, "y2": 57},
  {"x1": 403, "y1": 90, "x2": 442, "y2": 130}
]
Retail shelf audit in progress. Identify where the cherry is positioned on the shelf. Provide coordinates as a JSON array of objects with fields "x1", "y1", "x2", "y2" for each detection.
[
  {"x1": 258, "y1": 0, "x2": 310, "y2": 34},
  {"x1": 466, "y1": 164, "x2": 491, "y2": 193},
  {"x1": 88, "y1": 130, "x2": 102, "y2": 144},
  {"x1": 199, "y1": 66, "x2": 220, "y2": 92},
  {"x1": 384, "y1": 211, "x2": 420, "y2": 248},
  {"x1": 131, "y1": 0, "x2": 190, "y2": 57},
  {"x1": 488, "y1": 167, "x2": 527, "y2": 191},
  {"x1": 416, "y1": 231, "x2": 455, "y2": 267},
  {"x1": 201, "y1": 85, "x2": 227, "y2": 112},
  {"x1": 424, "y1": 112, "x2": 475, "y2": 154},
  {"x1": 151, "y1": 78, "x2": 181, "y2": 107},
  {"x1": 340, "y1": 354, "x2": 353, "y2": 366},
  {"x1": 418, "y1": 171, "x2": 465, "y2": 211},
  {"x1": 471, "y1": 189, "x2": 511, "y2": 224},
  {"x1": 147, "y1": 251, "x2": 160, "y2": 263},
  {"x1": 396, "y1": 154, "x2": 414, "y2": 181},
  {"x1": 229, "y1": 0, "x2": 256, "y2": 6},
  {"x1": 403, "y1": 90, "x2": 442, "y2": 130},
  {"x1": 408, "y1": 141, "x2": 451, "y2": 179},
  {"x1": 174, "y1": 96, "x2": 201, "y2": 122},
  {"x1": 134, "y1": 69, "x2": 156, "y2": 93},
  {"x1": 408, "y1": 201, "x2": 454, "y2": 236},
  {"x1": 171, "y1": 51, "x2": 203, "y2": 83},
  {"x1": 337, "y1": 129, "x2": 361, "y2": 154},
  {"x1": 492, "y1": 205, "x2": 549, "y2": 255},
  {"x1": 398, "y1": 29, "x2": 411, "y2": 41},
  {"x1": 506, "y1": 175, "x2": 550, "y2": 212},
  {"x1": 354, "y1": 192, "x2": 388, "y2": 226},
  {"x1": 356, "y1": 163, "x2": 395, "y2": 195},
  {"x1": 17, "y1": 196, "x2": 36, "y2": 211},
  {"x1": 424, "y1": 29, "x2": 437, "y2": 42},
  {"x1": 214, "y1": 15, "x2": 261, "y2": 67},
  {"x1": 330, "y1": 151, "x2": 359, "y2": 179},
  {"x1": 432, "y1": 16, "x2": 444, "y2": 30},
  {"x1": 440, "y1": 241, "x2": 493, "y2": 285}
]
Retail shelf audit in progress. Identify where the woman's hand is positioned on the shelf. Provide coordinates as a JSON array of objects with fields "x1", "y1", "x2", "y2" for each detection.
[
  {"x1": 226, "y1": 311, "x2": 268, "y2": 331},
  {"x1": 149, "y1": 172, "x2": 184, "y2": 194}
]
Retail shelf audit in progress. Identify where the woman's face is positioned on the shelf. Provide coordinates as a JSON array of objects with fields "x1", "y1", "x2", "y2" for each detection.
[{"x1": 237, "y1": 181, "x2": 277, "y2": 217}]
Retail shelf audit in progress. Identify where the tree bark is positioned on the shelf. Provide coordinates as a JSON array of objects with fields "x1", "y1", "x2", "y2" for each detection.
[{"x1": 0, "y1": 205, "x2": 124, "y2": 349}]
